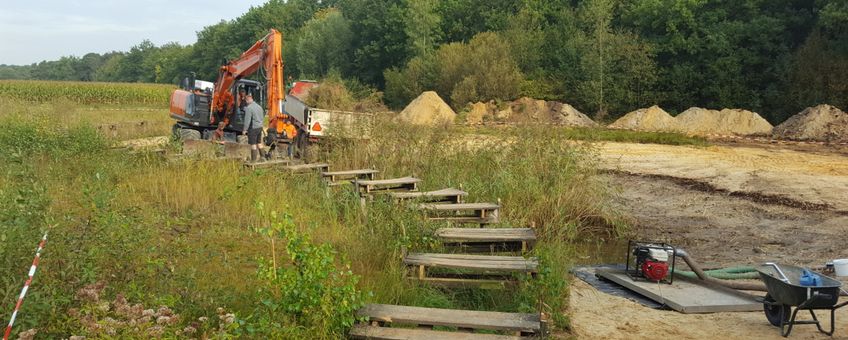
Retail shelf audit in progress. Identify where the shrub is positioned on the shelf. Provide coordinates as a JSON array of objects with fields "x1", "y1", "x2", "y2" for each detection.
[
  {"x1": 251, "y1": 209, "x2": 364, "y2": 339},
  {"x1": 384, "y1": 31, "x2": 523, "y2": 109}
]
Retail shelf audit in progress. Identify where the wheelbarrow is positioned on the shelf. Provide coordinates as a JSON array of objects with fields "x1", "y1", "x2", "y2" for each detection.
[{"x1": 757, "y1": 263, "x2": 848, "y2": 337}]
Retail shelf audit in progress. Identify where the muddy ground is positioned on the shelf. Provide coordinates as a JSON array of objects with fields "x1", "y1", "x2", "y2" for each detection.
[{"x1": 571, "y1": 142, "x2": 848, "y2": 339}]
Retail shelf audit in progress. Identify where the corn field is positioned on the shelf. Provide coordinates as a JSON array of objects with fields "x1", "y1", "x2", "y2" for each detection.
[{"x1": 0, "y1": 80, "x2": 175, "y2": 105}]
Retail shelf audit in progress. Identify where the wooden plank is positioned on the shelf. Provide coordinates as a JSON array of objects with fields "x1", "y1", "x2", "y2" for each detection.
[
  {"x1": 282, "y1": 162, "x2": 330, "y2": 173},
  {"x1": 404, "y1": 254, "x2": 538, "y2": 273},
  {"x1": 436, "y1": 228, "x2": 536, "y2": 242},
  {"x1": 322, "y1": 169, "x2": 378, "y2": 186},
  {"x1": 389, "y1": 188, "x2": 468, "y2": 203},
  {"x1": 243, "y1": 159, "x2": 297, "y2": 169},
  {"x1": 357, "y1": 304, "x2": 540, "y2": 333},
  {"x1": 350, "y1": 325, "x2": 527, "y2": 340},
  {"x1": 418, "y1": 203, "x2": 500, "y2": 211},
  {"x1": 322, "y1": 169, "x2": 379, "y2": 177},
  {"x1": 595, "y1": 268, "x2": 761, "y2": 313},
  {"x1": 356, "y1": 177, "x2": 422, "y2": 186}
]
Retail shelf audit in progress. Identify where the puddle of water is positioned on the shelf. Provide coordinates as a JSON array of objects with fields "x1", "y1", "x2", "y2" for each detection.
[{"x1": 572, "y1": 238, "x2": 629, "y2": 266}]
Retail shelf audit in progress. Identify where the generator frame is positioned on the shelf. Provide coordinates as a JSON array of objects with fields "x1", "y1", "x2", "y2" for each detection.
[{"x1": 625, "y1": 240, "x2": 678, "y2": 285}]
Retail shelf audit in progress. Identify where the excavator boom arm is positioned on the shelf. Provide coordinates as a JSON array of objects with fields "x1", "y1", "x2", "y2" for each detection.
[{"x1": 210, "y1": 29, "x2": 286, "y2": 134}]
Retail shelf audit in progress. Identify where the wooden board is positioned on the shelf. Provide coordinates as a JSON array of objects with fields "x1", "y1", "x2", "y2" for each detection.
[
  {"x1": 595, "y1": 268, "x2": 761, "y2": 313},
  {"x1": 282, "y1": 162, "x2": 330, "y2": 173},
  {"x1": 404, "y1": 254, "x2": 538, "y2": 273},
  {"x1": 355, "y1": 177, "x2": 421, "y2": 198},
  {"x1": 356, "y1": 177, "x2": 422, "y2": 186},
  {"x1": 322, "y1": 169, "x2": 379, "y2": 177},
  {"x1": 322, "y1": 169, "x2": 378, "y2": 186},
  {"x1": 349, "y1": 325, "x2": 527, "y2": 340},
  {"x1": 436, "y1": 228, "x2": 535, "y2": 242},
  {"x1": 243, "y1": 159, "x2": 298, "y2": 169},
  {"x1": 416, "y1": 202, "x2": 500, "y2": 225},
  {"x1": 437, "y1": 228, "x2": 536, "y2": 253},
  {"x1": 356, "y1": 304, "x2": 541, "y2": 333},
  {"x1": 389, "y1": 188, "x2": 468, "y2": 203},
  {"x1": 418, "y1": 203, "x2": 500, "y2": 211}
]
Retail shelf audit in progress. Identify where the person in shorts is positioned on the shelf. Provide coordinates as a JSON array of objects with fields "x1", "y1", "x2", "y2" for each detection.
[{"x1": 241, "y1": 94, "x2": 266, "y2": 162}]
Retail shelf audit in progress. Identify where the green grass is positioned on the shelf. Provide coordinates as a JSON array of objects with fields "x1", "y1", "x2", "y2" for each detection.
[
  {"x1": 0, "y1": 100, "x2": 626, "y2": 338},
  {"x1": 470, "y1": 125, "x2": 710, "y2": 146}
]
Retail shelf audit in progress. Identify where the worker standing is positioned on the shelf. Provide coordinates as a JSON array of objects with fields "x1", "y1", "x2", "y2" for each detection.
[
  {"x1": 242, "y1": 94, "x2": 266, "y2": 162},
  {"x1": 283, "y1": 119, "x2": 298, "y2": 158}
]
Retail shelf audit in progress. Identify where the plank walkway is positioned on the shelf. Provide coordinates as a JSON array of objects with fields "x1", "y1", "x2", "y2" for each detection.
[
  {"x1": 282, "y1": 162, "x2": 330, "y2": 173},
  {"x1": 416, "y1": 202, "x2": 500, "y2": 225},
  {"x1": 321, "y1": 169, "x2": 378, "y2": 186},
  {"x1": 436, "y1": 228, "x2": 536, "y2": 253},
  {"x1": 389, "y1": 188, "x2": 468, "y2": 204},
  {"x1": 344, "y1": 165, "x2": 546, "y2": 337},
  {"x1": 351, "y1": 304, "x2": 542, "y2": 339}
]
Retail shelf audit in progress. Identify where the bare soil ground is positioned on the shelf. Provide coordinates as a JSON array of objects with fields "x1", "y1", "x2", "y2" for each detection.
[
  {"x1": 596, "y1": 142, "x2": 848, "y2": 211},
  {"x1": 570, "y1": 142, "x2": 848, "y2": 339}
]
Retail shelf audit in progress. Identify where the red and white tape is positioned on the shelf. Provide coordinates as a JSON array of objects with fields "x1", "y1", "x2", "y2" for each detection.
[{"x1": 3, "y1": 234, "x2": 47, "y2": 340}]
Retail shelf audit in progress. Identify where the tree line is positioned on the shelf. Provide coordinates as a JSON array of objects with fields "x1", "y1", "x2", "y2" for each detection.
[{"x1": 1, "y1": 0, "x2": 846, "y2": 123}]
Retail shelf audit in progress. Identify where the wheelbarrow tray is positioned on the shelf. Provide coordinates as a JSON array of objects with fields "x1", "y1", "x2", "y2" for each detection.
[
  {"x1": 757, "y1": 263, "x2": 848, "y2": 337},
  {"x1": 757, "y1": 264, "x2": 841, "y2": 308}
]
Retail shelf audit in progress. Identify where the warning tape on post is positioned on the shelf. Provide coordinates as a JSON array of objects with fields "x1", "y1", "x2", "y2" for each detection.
[{"x1": 3, "y1": 233, "x2": 47, "y2": 340}]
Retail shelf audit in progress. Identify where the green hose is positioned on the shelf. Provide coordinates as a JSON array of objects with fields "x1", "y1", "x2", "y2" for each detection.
[{"x1": 676, "y1": 266, "x2": 759, "y2": 280}]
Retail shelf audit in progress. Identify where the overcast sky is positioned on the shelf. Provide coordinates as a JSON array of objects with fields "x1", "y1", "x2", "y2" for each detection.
[{"x1": 0, "y1": 0, "x2": 268, "y2": 65}]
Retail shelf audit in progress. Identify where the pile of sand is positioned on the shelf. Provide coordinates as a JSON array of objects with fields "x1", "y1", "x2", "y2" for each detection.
[
  {"x1": 675, "y1": 107, "x2": 772, "y2": 136},
  {"x1": 511, "y1": 97, "x2": 549, "y2": 121},
  {"x1": 463, "y1": 97, "x2": 596, "y2": 127},
  {"x1": 608, "y1": 105, "x2": 677, "y2": 131},
  {"x1": 397, "y1": 91, "x2": 456, "y2": 126},
  {"x1": 465, "y1": 102, "x2": 488, "y2": 125},
  {"x1": 773, "y1": 104, "x2": 848, "y2": 142},
  {"x1": 550, "y1": 102, "x2": 597, "y2": 127}
]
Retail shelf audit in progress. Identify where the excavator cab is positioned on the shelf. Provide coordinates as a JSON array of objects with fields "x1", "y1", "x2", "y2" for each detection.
[{"x1": 171, "y1": 77, "x2": 264, "y2": 142}]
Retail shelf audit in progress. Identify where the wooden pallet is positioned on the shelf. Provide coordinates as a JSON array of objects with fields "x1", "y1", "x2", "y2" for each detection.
[
  {"x1": 321, "y1": 169, "x2": 378, "y2": 186},
  {"x1": 404, "y1": 253, "x2": 537, "y2": 288},
  {"x1": 351, "y1": 304, "x2": 542, "y2": 339},
  {"x1": 281, "y1": 162, "x2": 330, "y2": 173},
  {"x1": 354, "y1": 176, "x2": 421, "y2": 203},
  {"x1": 416, "y1": 202, "x2": 500, "y2": 226},
  {"x1": 436, "y1": 228, "x2": 536, "y2": 253},
  {"x1": 388, "y1": 188, "x2": 468, "y2": 204},
  {"x1": 243, "y1": 158, "x2": 298, "y2": 170}
]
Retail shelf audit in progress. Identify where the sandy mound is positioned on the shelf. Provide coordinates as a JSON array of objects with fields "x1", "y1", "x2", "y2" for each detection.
[
  {"x1": 773, "y1": 104, "x2": 848, "y2": 142},
  {"x1": 460, "y1": 97, "x2": 597, "y2": 127},
  {"x1": 511, "y1": 97, "x2": 549, "y2": 121},
  {"x1": 608, "y1": 105, "x2": 676, "y2": 131},
  {"x1": 550, "y1": 102, "x2": 597, "y2": 127},
  {"x1": 676, "y1": 108, "x2": 772, "y2": 136},
  {"x1": 397, "y1": 91, "x2": 456, "y2": 126},
  {"x1": 465, "y1": 102, "x2": 487, "y2": 125}
]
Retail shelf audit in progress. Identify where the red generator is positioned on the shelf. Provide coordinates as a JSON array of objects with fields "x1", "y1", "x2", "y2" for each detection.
[{"x1": 626, "y1": 241, "x2": 677, "y2": 284}]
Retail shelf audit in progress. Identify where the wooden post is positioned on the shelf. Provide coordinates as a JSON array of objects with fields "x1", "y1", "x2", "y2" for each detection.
[{"x1": 418, "y1": 265, "x2": 426, "y2": 280}]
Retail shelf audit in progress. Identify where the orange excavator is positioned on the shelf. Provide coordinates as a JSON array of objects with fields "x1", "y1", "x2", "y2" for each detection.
[{"x1": 169, "y1": 29, "x2": 298, "y2": 145}]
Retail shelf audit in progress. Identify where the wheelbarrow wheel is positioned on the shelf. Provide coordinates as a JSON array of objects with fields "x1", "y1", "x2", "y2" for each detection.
[{"x1": 763, "y1": 294, "x2": 790, "y2": 327}]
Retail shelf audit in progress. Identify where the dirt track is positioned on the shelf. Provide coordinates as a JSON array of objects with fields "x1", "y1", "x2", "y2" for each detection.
[{"x1": 571, "y1": 142, "x2": 848, "y2": 339}]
